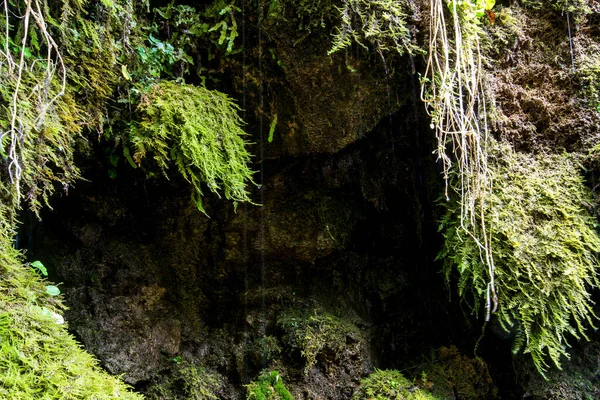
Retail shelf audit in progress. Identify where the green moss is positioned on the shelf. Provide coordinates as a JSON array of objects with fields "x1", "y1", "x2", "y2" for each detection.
[
  {"x1": 439, "y1": 140, "x2": 600, "y2": 374},
  {"x1": 329, "y1": 0, "x2": 422, "y2": 56},
  {"x1": 246, "y1": 370, "x2": 293, "y2": 400},
  {"x1": 130, "y1": 80, "x2": 256, "y2": 213},
  {"x1": 146, "y1": 362, "x2": 223, "y2": 400},
  {"x1": 352, "y1": 369, "x2": 437, "y2": 400},
  {"x1": 277, "y1": 308, "x2": 364, "y2": 373},
  {"x1": 422, "y1": 346, "x2": 498, "y2": 399}
]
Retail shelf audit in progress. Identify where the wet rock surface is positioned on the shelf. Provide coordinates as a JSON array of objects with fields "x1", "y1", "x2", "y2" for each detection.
[{"x1": 20, "y1": 109, "x2": 484, "y2": 398}]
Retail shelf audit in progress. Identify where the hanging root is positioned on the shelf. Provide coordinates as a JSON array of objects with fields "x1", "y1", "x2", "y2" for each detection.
[
  {"x1": 421, "y1": 0, "x2": 497, "y2": 319},
  {"x1": 0, "y1": 0, "x2": 67, "y2": 203}
]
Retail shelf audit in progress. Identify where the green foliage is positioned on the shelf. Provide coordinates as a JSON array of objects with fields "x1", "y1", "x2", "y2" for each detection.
[
  {"x1": 352, "y1": 369, "x2": 437, "y2": 400},
  {"x1": 576, "y1": 47, "x2": 600, "y2": 113},
  {"x1": 130, "y1": 80, "x2": 255, "y2": 213},
  {"x1": 152, "y1": 0, "x2": 241, "y2": 73},
  {"x1": 277, "y1": 308, "x2": 363, "y2": 373},
  {"x1": 0, "y1": 205, "x2": 141, "y2": 399},
  {"x1": 447, "y1": 0, "x2": 495, "y2": 20},
  {"x1": 0, "y1": 0, "x2": 141, "y2": 212},
  {"x1": 30, "y1": 261, "x2": 48, "y2": 276},
  {"x1": 146, "y1": 362, "x2": 223, "y2": 400},
  {"x1": 56, "y1": 0, "x2": 139, "y2": 128},
  {"x1": 439, "y1": 140, "x2": 600, "y2": 374},
  {"x1": 329, "y1": 0, "x2": 422, "y2": 56},
  {"x1": 267, "y1": 0, "x2": 336, "y2": 34},
  {"x1": 246, "y1": 370, "x2": 293, "y2": 400}
]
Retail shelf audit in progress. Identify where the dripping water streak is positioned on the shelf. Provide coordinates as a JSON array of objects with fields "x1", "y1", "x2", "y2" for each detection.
[
  {"x1": 242, "y1": 0, "x2": 250, "y2": 382},
  {"x1": 257, "y1": 0, "x2": 267, "y2": 369}
]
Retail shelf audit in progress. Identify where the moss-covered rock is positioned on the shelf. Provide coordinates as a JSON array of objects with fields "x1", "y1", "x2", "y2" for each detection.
[
  {"x1": 422, "y1": 346, "x2": 498, "y2": 400},
  {"x1": 146, "y1": 361, "x2": 225, "y2": 400},
  {"x1": 352, "y1": 369, "x2": 437, "y2": 400}
]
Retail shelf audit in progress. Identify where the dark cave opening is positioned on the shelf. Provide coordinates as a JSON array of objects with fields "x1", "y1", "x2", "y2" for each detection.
[{"x1": 18, "y1": 106, "x2": 521, "y2": 398}]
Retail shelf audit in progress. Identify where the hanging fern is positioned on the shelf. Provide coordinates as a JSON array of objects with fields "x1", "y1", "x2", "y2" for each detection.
[
  {"x1": 130, "y1": 81, "x2": 256, "y2": 213},
  {"x1": 439, "y1": 140, "x2": 600, "y2": 375}
]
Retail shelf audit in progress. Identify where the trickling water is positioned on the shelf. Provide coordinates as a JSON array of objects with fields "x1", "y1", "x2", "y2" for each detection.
[
  {"x1": 241, "y1": 0, "x2": 250, "y2": 383},
  {"x1": 256, "y1": 0, "x2": 267, "y2": 370}
]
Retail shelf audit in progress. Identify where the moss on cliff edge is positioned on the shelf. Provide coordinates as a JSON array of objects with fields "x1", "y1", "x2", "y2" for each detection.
[{"x1": 0, "y1": 204, "x2": 141, "y2": 399}]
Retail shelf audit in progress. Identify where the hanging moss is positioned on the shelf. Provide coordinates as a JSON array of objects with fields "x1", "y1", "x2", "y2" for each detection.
[
  {"x1": 130, "y1": 80, "x2": 256, "y2": 213},
  {"x1": 352, "y1": 369, "x2": 437, "y2": 400},
  {"x1": 439, "y1": 140, "x2": 600, "y2": 374}
]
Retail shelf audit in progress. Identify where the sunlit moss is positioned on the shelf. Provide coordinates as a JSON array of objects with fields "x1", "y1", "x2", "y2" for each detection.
[
  {"x1": 352, "y1": 369, "x2": 437, "y2": 400},
  {"x1": 246, "y1": 370, "x2": 293, "y2": 400}
]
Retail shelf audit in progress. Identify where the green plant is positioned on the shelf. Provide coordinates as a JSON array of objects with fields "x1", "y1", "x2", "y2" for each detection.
[
  {"x1": 439, "y1": 140, "x2": 600, "y2": 374},
  {"x1": 277, "y1": 308, "x2": 363, "y2": 373},
  {"x1": 352, "y1": 369, "x2": 437, "y2": 400},
  {"x1": 146, "y1": 362, "x2": 222, "y2": 400},
  {"x1": 329, "y1": 0, "x2": 422, "y2": 56},
  {"x1": 246, "y1": 370, "x2": 293, "y2": 400},
  {"x1": 130, "y1": 80, "x2": 256, "y2": 213}
]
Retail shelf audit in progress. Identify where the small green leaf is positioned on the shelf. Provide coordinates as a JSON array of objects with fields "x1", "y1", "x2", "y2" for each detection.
[
  {"x1": 45, "y1": 285, "x2": 61, "y2": 296},
  {"x1": 485, "y1": 0, "x2": 496, "y2": 10},
  {"x1": 39, "y1": 306, "x2": 52, "y2": 318},
  {"x1": 121, "y1": 64, "x2": 131, "y2": 81},
  {"x1": 268, "y1": 114, "x2": 277, "y2": 143},
  {"x1": 123, "y1": 147, "x2": 138, "y2": 169},
  {"x1": 109, "y1": 154, "x2": 119, "y2": 167},
  {"x1": 31, "y1": 261, "x2": 48, "y2": 276}
]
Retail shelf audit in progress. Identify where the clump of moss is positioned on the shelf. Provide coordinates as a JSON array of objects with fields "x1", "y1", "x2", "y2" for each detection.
[
  {"x1": 146, "y1": 362, "x2": 223, "y2": 400},
  {"x1": 439, "y1": 140, "x2": 600, "y2": 374},
  {"x1": 131, "y1": 80, "x2": 255, "y2": 213},
  {"x1": 421, "y1": 346, "x2": 498, "y2": 399},
  {"x1": 352, "y1": 369, "x2": 437, "y2": 400},
  {"x1": 277, "y1": 308, "x2": 364, "y2": 373},
  {"x1": 246, "y1": 370, "x2": 293, "y2": 400}
]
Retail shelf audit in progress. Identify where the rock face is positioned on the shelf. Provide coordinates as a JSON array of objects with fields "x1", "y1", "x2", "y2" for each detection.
[{"x1": 23, "y1": 103, "x2": 468, "y2": 397}]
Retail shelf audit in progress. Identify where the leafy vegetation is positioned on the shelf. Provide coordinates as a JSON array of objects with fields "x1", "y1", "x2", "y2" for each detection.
[
  {"x1": 131, "y1": 80, "x2": 255, "y2": 213},
  {"x1": 146, "y1": 362, "x2": 223, "y2": 400},
  {"x1": 352, "y1": 369, "x2": 437, "y2": 400},
  {"x1": 246, "y1": 370, "x2": 293, "y2": 400},
  {"x1": 329, "y1": 0, "x2": 422, "y2": 56},
  {"x1": 439, "y1": 140, "x2": 600, "y2": 374}
]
